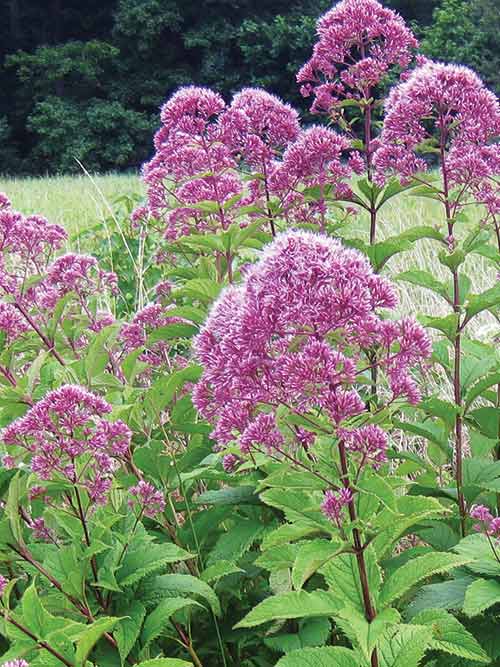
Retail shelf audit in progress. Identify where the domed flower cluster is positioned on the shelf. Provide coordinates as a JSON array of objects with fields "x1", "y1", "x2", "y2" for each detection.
[
  {"x1": 470, "y1": 504, "x2": 500, "y2": 537},
  {"x1": 1, "y1": 385, "x2": 132, "y2": 505},
  {"x1": 129, "y1": 480, "x2": 166, "y2": 518},
  {"x1": 142, "y1": 86, "x2": 300, "y2": 239},
  {"x1": 297, "y1": 0, "x2": 418, "y2": 114},
  {"x1": 0, "y1": 199, "x2": 66, "y2": 300},
  {"x1": 269, "y1": 126, "x2": 353, "y2": 227},
  {"x1": 1, "y1": 661, "x2": 29, "y2": 667},
  {"x1": 193, "y1": 231, "x2": 431, "y2": 460},
  {"x1": 374, "y1": 62, "x2": 500, "y2": 213}
]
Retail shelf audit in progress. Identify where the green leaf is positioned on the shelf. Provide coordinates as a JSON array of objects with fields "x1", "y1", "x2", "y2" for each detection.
[
  {"x1": 195, "y1": 486, "x2": 260, "y2": 505},
  {"x1": 292, "y1": 539, "x2": 344, "y2": 590},
  {"x1": 454, "y1": 534, "x2": 500, "y2": 576},
  {"x1": 234, "y1": 590, "x2": 341, "y2": 628},
  {"x1": 379, "y1": 553, "x2": 471, "y2": 607},
  {"x1": 147, "y1": 323, "x2": 199, "y2": 343},
  {"x1": 260, "y1": 488, "x2": 333, "y2": 532},
  {"x1": 463, "y1": 579, "x2": 500, "y2": 617},
  {"x1": 321, "y1": 549, "x2": 381, "y2": 613},
  {"x1": 262, "y1": 523, "x2": 321, "y2": 550},
  {"x1": 200, "y1": 561, "x2": 243, "y2": 583},
  {"x1": 275, "y1": 647, "x2": 360, "y2": 667},
  {"x1": 406, "y1": 575, "x2": 474, "y2": 619},
  {"x1": 465, "y1": 283, "x2": 500, "y2": 321},
  {"x1": 420, "y1": 314, "x2": 459, "y2": 342},
  {"x1": 75, "y1": 616, "x2": 120, "y2": 667},
  {"x1": 378, "y1": 624, "x2": 432, "y2": 667},
  {"x1": 115, "y1": 601, "x2": 146, "y2": 664},
  {"x1": 144, "y1": 365, "x2": 202, "y2": 414},
  {"x1": 174, "y1": 278, "x2": 222, "y2": 303},
  {"x1": 207, "y1": 518, "x2": 266, "y2": 565},
  {"x1": 412, "y1": 609, "x2": 490, "y2": 662},
  {"x1": 464, "y1": 372, "x2": 500, "y2": 411},
  {"x1": 163, "y1": 306, "x2": 206, "y2": 325},
  {"x1": 141, "y1": 597, "x2": 202, "y2": 647},
  {"x1": 142, "y1": 574, "x2": 221, "y2": 616},
  {"x1": 117, "y1": 543, "x2": 194, "y2": 587},
  {"x1": 396, "y1": 270, "x2": 449, "y2": 302}
]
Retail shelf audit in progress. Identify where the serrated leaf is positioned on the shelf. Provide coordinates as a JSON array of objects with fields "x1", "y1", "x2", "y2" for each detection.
[
  {"x1": 142, "y1": 574, "x2": 221, "y2": 616},
  {"x1": 207, "y1": 518, "x2": 265, "y2": 565},
  {"x1": 412, "y1": 609, "x2": 490, "y2": 662},
  {"x1": 321, "y1": 548, "x2": 381, "y2": 613},
  {"x1": 292, "y1": 539, "x2": 344, "y2": 590},
  {"x1": 379, "y1": 553, "x2": 471, "y2": 607},
  {"x1": 75, "y1": 616, "x2": 120, "y2": 667},
  {"x1": 396, "y1": 270, "x2": 449, "y2": 302},
  {"x1": 275, "y1": 646, "x2": 360, "y2": 667},
  {"x1": 454, "y1": 534, "x2": 500, "y2": 576},
  {"x1": 117, "y1": 543, "x2": 194, "y2": 587},
  {"x1": 234, "y1": 590, "x2": 341, "y2": 628},
  {"x1": 200, "y1": 560, "x2": 243, "y2": 583},
  {"x1": 115, "y1": 601, "x2": 146, "y2": 664},
  {"x1": 406, "y1": 575, "x2": 475, "y2": 619},
  {"x1": 141, "y1": 597, "x2": 202, "y2": 647},
  {"x1": 463, "y1": 579, "x2": 500, "y2": 617},
  {"x1": 378, "y1": 624, "x2": 432, "y2": 667},
  {"x1": 465, "y1": 283, "x2": 500, "y2": 321}
]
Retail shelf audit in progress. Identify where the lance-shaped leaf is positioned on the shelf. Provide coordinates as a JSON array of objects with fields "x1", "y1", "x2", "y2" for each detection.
[{"x1": 234, "y1": 590, "x2": 341, "y2": 628}]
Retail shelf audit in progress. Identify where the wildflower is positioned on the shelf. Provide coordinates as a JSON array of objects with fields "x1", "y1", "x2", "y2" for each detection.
[
  {"x1": 269, "y1": 126, "x2": 353, "y2": 226},
  {"x1": 28, "y1": 517, "x2": 56, "y2": 543},
  {"x1": 129, "y1": 480, "x2": 166, "y2": 517},
  {"x1": 321, "y1": 488, "x2": 353, "y2": 523},
  {"x1": 194, "y1": 230, "x2": 430, "y2": 460},
  {"x1": 0, "y1": 193, "x2": 11, "y2": 209},
  {"x1": 222, "y1": 453, "x2": 241, "y2": 472},
  {"x1": 1, "y1": 385, "x2": 131, "y2": 505},
  {"x1": 298, "y1": 0, "x2": 418, "y2": 114},
  {"x1": 0, "y1": 303, "x2": 28, "y2": 343},
  {"x1": 2, "y1": 662, "x2": 30, "y2": 667},
  {"x1": 222, "y1": 88, "x2": 300, "y2": 167},
  {"x1": 0, "y1": 575, "x2": 8, "y2": 596},
  {"x1": 340, "y1": 424, "x2": 388, "y2": 468},
  {"x1": 375, "y1": 62, "x2": 500, "y2": 213}
]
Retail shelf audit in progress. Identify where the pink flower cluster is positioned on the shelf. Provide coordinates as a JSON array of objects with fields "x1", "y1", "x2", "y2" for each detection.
[
  {"x1": 1, "y1": 662, "x2": 29, "y2": 667},
  {"x1": 0, "y1": 303, "x2": 28, "y2": 343},
  {"x1": 269, "y1": 126, "x2": 353, "y2": 227},
  {"x1": 297, "y1": 0, "x2": 418, "y2": 114},
  {"x1": 375, "y1": 62, "x2": 500, "y2": 213},
  {"x1": 142, "y1": 86, "x2": 300, "y2": 238},
  {"x1": 0, "y1": 198, "x2": 66, "y2": 299},
  {"x1": 470, "y1": 504, "x2": 500, "y2": 537},
  {"x1": 0, "y1": 574, "x2": 7, "y2": 596},
  {"x1": 128, "y1": 480, "x2": 166, "y2": 517},
  {"x1": 321, "y1": 488, "x2": 353, "y2": 524},
  {"x1": 120, "y1": 303, "x2": 183, "y2": 369},
  {"x1": 193, "y1": 231, "x2": 431, "y2": 458},
  {"x1": 1, "y1": 385, "x2": 132, "y2": 505},
  {"x1": 42, "y1": 253, "x2": 118, "y2": 307}
]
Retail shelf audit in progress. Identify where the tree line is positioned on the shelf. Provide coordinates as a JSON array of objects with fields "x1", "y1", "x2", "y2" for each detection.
[{"x1": 0, "y1": 0, "x2": 498, "y2": 175}]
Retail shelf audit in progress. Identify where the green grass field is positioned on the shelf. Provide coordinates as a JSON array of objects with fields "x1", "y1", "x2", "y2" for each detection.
[
  {"x1": 0, "y1": 173, "x2": 144, "y2": 237},
  {"x1": 0, "y1": 173, "x2": 495, "y2": 342}
]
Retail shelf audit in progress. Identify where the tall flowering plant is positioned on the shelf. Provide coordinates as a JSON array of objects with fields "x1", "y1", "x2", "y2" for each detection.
[
  {"x1": 192, "y1": 231, "x2": 486, "y2": 665},
  {"x1": 297, "y1": 0, "x2": 420, "y2": 245},
  {"x1": 375, "y1": 61, "x2": 500, "y2": 537}
]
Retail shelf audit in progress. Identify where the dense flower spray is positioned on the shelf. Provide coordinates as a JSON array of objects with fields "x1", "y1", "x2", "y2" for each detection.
[
  {"x1": 297, "y1": 0, "x2": 418, "y2": 244},
  {"x1": 142, "y1": 86, "x2": 247, "y2": 239},
  {"x1": 1, "y1": 385, "x2": 132, "y2": 504},
  {"x1": 297, "y1": 0, "x2": 418, "y2": 115},
  {"x1": 269, "y1": 126, "x2": 353, "y2": 228},
  {"x1": 194, "y1": 230, "x2": 431, "y2": 460},
  {"x1": 374, "y1": 61, "x2": 500, "y2": 215}
]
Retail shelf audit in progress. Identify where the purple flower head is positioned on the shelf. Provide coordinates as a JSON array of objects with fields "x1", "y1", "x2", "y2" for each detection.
[
  {"x1": 0, "y1": 574, "x2": 8, "y2": 596},
  {"x1": 194, "y1": 230, "x2": 430, "y2": 461},
  {"x1": 298, "y1": 0, "x2": 418, "y2": 114},
  {"x1": 128, "y1": 480, "x2": 166, "y2": 518},
  {"x1": 1, "y1": 385, "x2": 131, "y2": 505},
  {"x1": 29, "y1": 517, "x2": 55, "y2": 543},
  {"x1": 222, "y1": 88, "x2": 300, "y2": 167},
  {"x1": 321, "y1": 487, "x2": 353, "y2": 523},
  {"x1": 0, "y1": 303, "x2": 28, "y2": 343},
  {"x1": 2, "y1": 662, "x2": 30, "y2": 667},
  {"x1": 222, "y1": 453, "x2": 241, "y2": 472},
  {"x1": 375, "y1": 62, "x2": 500, "y2": 214},
  {"x1": 269, "y1": 126, "x2": 354, "y2": 226},
  {"x1": 340, "y1": 424, "x2": 388, "y2": 468}
]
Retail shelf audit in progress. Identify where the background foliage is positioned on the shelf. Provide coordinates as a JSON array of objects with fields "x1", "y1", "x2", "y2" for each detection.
[{"x1": 1, "y1": 0, "x2": 498, "y2": 175}]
